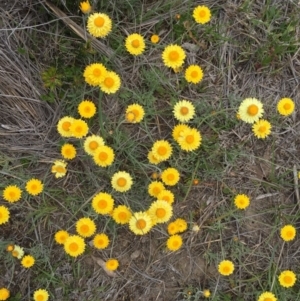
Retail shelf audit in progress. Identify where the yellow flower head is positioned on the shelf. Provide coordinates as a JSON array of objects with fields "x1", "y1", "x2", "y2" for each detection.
[
  {"x1": 234, "y1": 194, "x2": 250, "y2": 209},
  {"x1": 151, "y1": 140, "x2": 173, "y2": 161},
  {"x1": 83, "y1": 135, "x2": 105, "y2": 156},
  {"x1": 33, "y1": 289, "x2": 49, "y2": 301},
  {"x1": 278, "y1": 270, "x2": 296, "y2": 288},
  {"x1": 129, "y1": 211, "x2": 153, "y2": 235},
  {"x1": 78, "y1": 100, "x2": 96, "y2": 119},
  {"x1": 162, "y1": 44, "x2": 186, "y2": 68},
  {"x1": 125, "y1": 33, "x2": 146, "y2": 55},
  {"x1": 148, "y1": 181, "x2": 165, "y2": 197},
  {"x1": 218, "y1": 260, "x2": 234, "y2": 276},
  {"x1": 185, "y1": 65, "x2": 204, "y2": 84},
  {"x1": 166, "y1": 234, "x2": 183, "y2": 251},
  {"x1": 150, "y1": 34, "x2": 160, "y2": 44},
  {"x1": 172, "y1": 124, "x2": 190, "y2": 142},
  {"x1": 161, "y1": 168, "x2": 180, "y2": 186},
  {"x1": 26, "y1": 178, "x2": 43, "y2": 196},
  {"x1": 147, "y1": 150, "x2": 161, "y2": 165},
  {"x1": 99, "y1": 71, "x2": 121, "y2": 94},
  {"x1": 51, "y1": 160, "x2": 67, "y2": 178},
  {"x1": 277, "y1": 97, "x2": 295, "y2": 116},
  {"x1": 93, "y1": 233, "x2": 110, "y2": 249},
  {"x1": 157, "y1": 189, "x2": 174, "y2": 205},
  {"x1": 112, "y1": 205, "x2": 132, "y2": 224},
  {"x1": 93, "y1": 145, "x2": 115, "y2": 167},
  {"x1": 64, "y1": 235, "x2": 86, "y2": 257},
  {"x1": 105, "y1": 258, "x2": 119, "y2": 271},
  {"x1": 21, "y1": 255, "x2": 35, "y2": 268},
  {"x1": 0, "y1": 288, "x2": 10, "y2": 301},
  {"x1": 76, "y1": 217, "x2": 96, "y2": 238},
  {"x1": 203, "y1": 290, "x2": 211, "y2": 298},
  {"x1": 125, "y1": 104, "x2": 145, "y2": 123},
  {"x1": 257, "y1": 292, "x2": 277, "y2": 301},
  {"x1": 178, "y1": 127, "x2": 202, "y2": 152},
  {"x1": 193, "y1": 5, "x2": 211, "y2": 24},
  {"x1": 87, "y1": 13, "x2": 112, "y2": 38},
  {"x1": 12, "y1": 245, "x2": 24, "y2": 259},
  {"x1": 111, "y1": 171, "x2": 133, "y2": 192},
  {"x1": 92, "y1": 192, "x2": 114, "y2": 215},
  {"x1": 54, "y1": 230, "x2": 69, "y2": 245},
  {"x1": 174, "y1": 218, "x2": 188, "y2": 233},
  {"x1": 61, "y1": 143, "x2": 77, "y2": 160},
  {"x1": 0, "y1": 206, "x2": 10, "y2": 225},
  {"x1": 57, "y1": 116, "x2": 75, "y2": 137},
  {"x1": 148, "y1": 200, "x2": 173, "y2": 224},
  {"x1": 252, "y1": 119, "x2": 272, "y2": 139},
  {"x1": 80, "y1": 1, "x2": 91, "y2": 14},
  {"x1": 6, "y1": 244, "x2": 14, "y2": 252},
  {"x1": 173, "y1": 100, "x2": 195, "y2": 123},
  {"x1": 83, "y1": 63, "x2": 107, "y2": 86},
  {"x1": 3, "y1": 185, "x2": 22, "y2": 203},
  {"x1": 167, "y1": 221, "x2": 180, "y2": 235},
  {"x1": 280, "y1": 225, "x2": 296, "y2": 241},
  {"x1": 69, "y1": 119, "x2": 89, "y2": 138},
  {"x1": 238, "y1": 98, "x2": 264, "y2": 124}
]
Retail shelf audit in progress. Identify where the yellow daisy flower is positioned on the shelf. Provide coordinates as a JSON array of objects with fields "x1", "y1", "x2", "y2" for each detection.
[
  {"x1": 178, "y1": 127, "x2": 202, "y2": 152},
  {"x1": 172, "y1": 124, "x2": 190, "y2": 142},
  {"x1": 125, "y1": 104, "x2": 145, "y2": 123},
  {"x1": 129, "y1": 211, "x2": 152, "y2": 235},
  {"x1": 252, "y1": 119, "x2": 272, "y2": 139},
  {"x1": 0, "y1": 288, "x2": 10, "y2": 301},
  {"x1": 277, "y1": 97, "x2": 295, "y2": 116},
  {"x1": 203, "y1": 289, "x2": 211, "y2": 298},
  {"x1": 148, "y1": 200, "x2": 173, "y2": 224},
  {"x1": 105, "y1": 258, "x2": 119, "y2": 271},
  {"x1": 234, "y1": 194, "x2": 250, "y2": 209},
  {"x1": 83, "y1": 135, "x2": 105, "y2": 156},
  {"x1": 51, "y1": 160, "x2": 67, "y2": 178},
  {"x1": 99, "y1": 71, "x2": 121, "y2": 94},
  {"x1": 76, "y1": 217, "x2": 96, "y2": 238},
  {"x1": 25, "y1": 178, "x2": 43, "y2": 196},
  {"x1": 148, "y1": 181, "x2": 165, "y2": 197},
  {"x1": 64, "y1": 235, "x2": 86, "y2": 257},
  {"x1": 57, "y1": 116, "x2": 75, "y2": 137},
  {"x1": 257, "y1": 292, "x2": 277, "y2": 301},
  {"x1": 151, "y1": 140, "x2": 172, "y2": 161},
  {"x1": 12, "y1": 245, "x2": 24, "y2": 259},
  {"x1": 125, "y1": 33, "x2": 146, "y2": 55},
  {"x1": 173, "y1": 100, "x2": 195, "y2": 123},
  {"x1": 93, "y1": 233, "x2": 110, "y2": 249},
  {"x1": 218, "y1": 260, "x2": 234, "y2": 276},
  {"x1": 174, "y1": 218, "x2": 188, "y2": 233},
  {"x1": 69, "y1": 119, "x2": 89, "y2": 138},
  {"x1": 162, "y1": 44, "x2": 186, "y2": 68},
  {"x1": 280, "y1": 225, "x2": 296, "y2": 241},
  {"x1": 0, "y1": 206, "x2": 10, "y2": 225},
  {"x1": 166, "y1": 234, "x2": 183, "y2": 251},
  {"x1": 157, "y1": 190, "x2": 174, "y2": 205},
  {"x1": 3, "y1": 185, "x2": 22, "y2": 203},
  {"x1": 93, "y1": 145, "x2": 115, "y2": 167},
  {"x1": 54, "y1": 230, "x2": 69, "y2": 245},
  {"x1": 185, "y1": 65, "x2": 204, "y2": 84},
  {"x1": 91, "y1": 192, "x2": 114, "y2": 215},
  {"x1": 80, "y1": 1, "x2": 91, "y2": 14},
  {"x1": 112, "y1": 205, "x2": 132, "y2": 224},
  {"x1": 147, "y1": 150, "x2": 161, "y2": 165},
  {"x1": 278, "y1": 270, "x2": 296, "y2": 288},
  {"x1": 87, "y1": 12, "x2": 112, "y2": 38},
  {"x1": 111, "y1": 171, "x2": 133, "y2": 192},
  {"x1": 150, "y1": 34, "x2": 160, "y2": 44},
  {"x1": 61, "y1": 143, "x2": 77, "y2": 160},
  {"x1": 33, "y1": 289, "x2": 49, "y2": 301},
  {"x1": 83, "y1": 63, "x2": 107, "y2": 86},
  {"x1": 78, "y1": 100, "x2": 96, "y2": 119},
  {"x1": 167, "y1": 221, "x2": 180, "y2": 235},
  {"x1": 161, "y1": 168, "x2": 180, "y2": 186},
  {"x1": 21, "y1": 255, "x2": 35, "y2": 268},
  {"x1": 238, "y1": 97, "x2": 264, "y2": 124},
  {"x1": 6, "y1": 244, "x2": 14, "y2": 252},
  {"x1": 193, "y1": 5, "x2": 211, "y2": 24}
]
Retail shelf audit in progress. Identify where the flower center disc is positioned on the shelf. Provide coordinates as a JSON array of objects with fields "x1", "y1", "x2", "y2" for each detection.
[
  {"x1": 118, "y1": 212, "x2": 127, "y2": 220},
  {"x1": 98, "y1": 152, "x2": 108, "y2": 161},
  {"x1": 69, "y1": 242, "x2": 79, "y2": 252},
  {"x1": 104, "y1": 77, "x2": 114, "y2": 88},
  {"x1": 191, "y1": 71, "x2": 198, "y2": 78},
  {"x1": 284, "y1": 275, "x2": 293, "y2": 284},
  {"x1": 62, "y1": 121, "x2": 71, "y2": 131},
  {"x1": 156, "y1": 208, "x2": 166, "y2": 218},
  {"x1": 75, "y1": 126, "x2": 83, "y2": 133},
  {"x1": 157, "y1": 146, "x2": 167, "y2": 155},
  {"x1": 9, "y1": 192, "x2": 16, "y2": 198},
  {"x1": 89, "y1": 141, "x2": 98, "y2": 150},
  {"x1": 80, "y1": 225, "x2": 89, "y2": 233},
  {"x1": 117, "y1": 177, "x2": 127, "y2": 187},
  {"x1": 153, "y1": 187, "x2": 161, "y2": 195},
  {"x1": 287, "y1": 231, "x2": 294, "y2": 238},
  {"x1": 136, "y1": 219, "x2": 146, "y2": 229},
  {"x1": 283, "y1": 103, "x2": 291, "y2": 110},
  {"x1": 169, "y1": 51, "x2": 179, "y2": 61},
  {"x1": 186, "y1": 135, "x2": 194, "y2": 143},
  {"x1": 258, "y1": 126, "x2": 266, "y2": 133},
  {"x1": 36, "y1": 295, "x2": 45, "y2": 301},
  {"x1": 94, "y1": 16, "x2": 105, "y2": 27},
  {"x1": 172, "y1": 240, "x2": 179, "y2": 247},
  {"x1": 167, "y1": 174, "x2": 175, "y2": 181},
  {"x1": 180, "y1": 106, "x2": 189, "y2": 115},
  {"x1": 126, "y1": 112, "x2": 135, "y2": 122},
  {"x1": 247, "y1": 104, "x2": 258, "y2": 116},
  {"x1": 93, "y1": 68, "x2": 101, "y2": 77},
  {"x1": 264, "y1": 298, "x2": 272, "y2": 301},
  {"x1": 222, "y1": 266, "x2": 230, "y2": 273},
  {"x1": 55, "y1": 166, "x2": 66, "y2": 173},
  {"x1": 98, "y1": 200, "x2": 107, "y2": 209},
  {"x1": 31, "y1": 184, "x2": 37, "y2": 191},
  {"x1": 84, "y1": 106, "x2": 91, "y2": 113},
  {"x1": 199, "y1": 10, "x2": 206, "y2": 18},
  {"x1": 131, "y1": 39, "x2": 140, "y2": 48}
]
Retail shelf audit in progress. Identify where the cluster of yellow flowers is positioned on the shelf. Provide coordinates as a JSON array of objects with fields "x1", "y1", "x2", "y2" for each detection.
[{"x1": 5, "y1": 244, "x2": 35, "y2": 269}]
